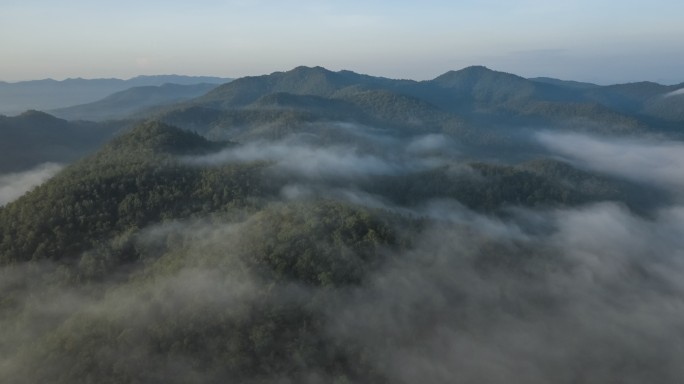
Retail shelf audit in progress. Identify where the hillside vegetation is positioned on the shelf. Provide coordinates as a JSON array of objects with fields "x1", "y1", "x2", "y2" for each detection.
[{"x1": 1, "y1": 66, "x2": 683, "y2": 383}]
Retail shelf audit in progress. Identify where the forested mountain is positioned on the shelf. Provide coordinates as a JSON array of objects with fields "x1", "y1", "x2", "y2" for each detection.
[
  {"x1": 584, "y1": 82, "x2": 684, "y2": 123},
  {"x1": 532, "y1": 76, "x2": 684, "y2": 125},
  {"x1": 0, "y1": 110, "x2": 124, "y2": 173},
  {"x1": 1, "y1": 66, "x2": 683, "y2": 383},
  {"x1": 142, "y1": 66, "x2": 681, "y2": 150},
  {"x1": 0, "y1": 75, "x2": 231, "y2": 115},
  {"x1": 529, "y1": 77, "x2": 600, "y2": 90},
  {"x1": 50, "y1": 83, "x2": 222, "y2": 121}
]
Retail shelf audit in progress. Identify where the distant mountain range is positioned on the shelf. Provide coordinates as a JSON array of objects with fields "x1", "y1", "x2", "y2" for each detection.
[
  {"x1": 143, "y1": 66, "x2": 682, "y2": 148},
  {"x1": 49, "y1": 83, "x2": 221, "y2": 121},
  {"x1": 2, "y1": 65, "x2": 682, "y2": 171},
  {"x1": 0, "y1": 75, "x2": 231, "y2": 115}
]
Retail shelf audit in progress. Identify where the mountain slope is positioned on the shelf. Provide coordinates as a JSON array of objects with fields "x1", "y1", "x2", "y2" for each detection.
[
  {"x1": 0, "y1": 114, "x2": 680, "y2": 383},
  {"x1": 50, "y1": 83, "x2": 220, "y2": 121},
  {"x1": 0, "y1": 110, "x2": 123, "y2": 173},
  {"x1": 0, "y1": 75, "x2": 231, "y2": 115},
  {"x1": 0, "y1": 121, "x2": 262, "y2": 264},
  {"x1": 196, "y1": 66, "x2": 412, "y2": 108},
  {"x1": 584, "y1": 82, "x2": 684, "y2": 123},
  {"x1": 139, "y1": 72, "x2": 650, "y2": 168},
  {"x1": 529, "y1": 77, "x2": 600, "y2": 90},
  {"x1": 1, "y1": 65, "x2": 684, "y2": 384},
  {"x1": 422, "y1": 66, "x2": 583, "y2": 110}
]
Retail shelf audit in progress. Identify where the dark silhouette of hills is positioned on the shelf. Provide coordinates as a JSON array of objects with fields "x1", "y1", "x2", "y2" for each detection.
[
  {"x1": 0, "y1": 110, "x2": 123, "y2": 172},
  {"x1": 529, "y1": 77, "x2": 600, "y2": 90},
  {"x1": 0, "y1": 75, "x2": 231, "y2": 115},
  {"x1": 3, "y1": 65, "x2": 681, "y2": 176},
  {"x1": 50, "y1": 83, "x2": 221, "y2": 121},
  {"x1": 143, "y1": 66, "x2": 681, "y2": 150}
]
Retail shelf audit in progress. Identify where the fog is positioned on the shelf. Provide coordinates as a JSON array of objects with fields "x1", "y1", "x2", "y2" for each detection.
[
  {"x1": 182, "y1": 129, "x2": 684, "y2": 382},
  {"x1": 2, "y1": 125, "x2": 684, "y2": 383},
  {"x1": 24, "y1": 196, "x2": 677, "y2": 383},
  {"x1": 536, "y1": 131, "x2": 684, "y2": 192},
  {"x1": 186, "y1": 130, "x2": 462, "y2": 182},
  {"x1": 317, "y1": 200, "x2": 684, "y2": 383},
  {"x1": 188, "y1": 140, "x2": 402, "y2": 179},
  {"x1": 664, "y1": 88, "x2": 684, "y2": 97},
  {"x1": 0, "y1": 162, "x2": 63, "y2": 205}
]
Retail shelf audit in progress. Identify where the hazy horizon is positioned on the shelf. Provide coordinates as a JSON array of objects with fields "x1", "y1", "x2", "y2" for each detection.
[
  {"x1": 1, "y1": 64, "x2": 683, "y2": 87},
  {"x1": 2, "y1": 1, "x2": 683, "y2": 85}
]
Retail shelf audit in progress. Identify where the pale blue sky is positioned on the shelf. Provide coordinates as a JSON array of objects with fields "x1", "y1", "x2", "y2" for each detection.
[{"x1": 1, "y1": 0, "x2": 683, "y2": 84}]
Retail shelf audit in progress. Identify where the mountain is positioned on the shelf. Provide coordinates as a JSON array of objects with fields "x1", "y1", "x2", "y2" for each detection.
[
  {"x1": 141, "y1": 66, "x2": 680, "y2": 160},
  {"x1": 0, "y1": 110, "x2": 124, "y2": 173},
  {"x1": 428, "y1": 65, "x2": 565, "y2": 104},
  {"x1": 0, "y1": 75, "x2": 231, "y2": 115},
  {"x1": 1, "y1": 66, "x2": 684, "y2": 383},
  {"x1": 195, "y1": 66, "x2": 409, "y2": 108},
  {"x1": 529, "y1": 77, "x2": 600, "y2": 90},
  {"x1": 584, "y1": 81, "x2": 684, "y2": 123},
  {"x1": 642, "y1": 87, "x2": 684, "y2": 122},
  {"x1": 50, "y1": 83, "x2": 221, "y2": 121},
  {"x1": 0, "y1": 116, "x2": 676, "y2": 383},
  {"x1": 0, "y1": 121, "x2": 255, "y2": 262},
  {"x1": 529, "y1": 77, "x2": 684, "y2": 125}
]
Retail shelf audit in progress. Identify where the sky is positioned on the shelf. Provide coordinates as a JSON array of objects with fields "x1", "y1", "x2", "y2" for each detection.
[{"x1": 1, "y1": 0, "x2": 683, "y2": 84}]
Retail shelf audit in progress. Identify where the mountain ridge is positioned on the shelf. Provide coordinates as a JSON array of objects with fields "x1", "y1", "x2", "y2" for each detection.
[
  {"x1": 0, "y1": 75, "x2": 232, "y2": 115},
  {"x1": 50, "y1": 83, "x2": 221, "y2": 121},
  {"x1": 1, "y1": 63, "x2": 683, "y2": 383},
  {"x1": 150, "y1": 65, "x2": 679, "y2": 143}
]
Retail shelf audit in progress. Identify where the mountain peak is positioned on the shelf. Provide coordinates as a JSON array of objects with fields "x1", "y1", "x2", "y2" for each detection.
[
  {"x1": 290, "y1": 65, "x2": 330, "y2": 73},
  {"x1": 18, "y1": 110, "x2": 67, "y2": 124},
  {"x1": 105, "y1": 121, "x2": 219, "y2": 156},
  {"x1": 201, "y1": 66, "x2": 359, "y2": 107},
  {"x1": 460, "y1": 65, "x2": 492, "y2": 73},
  {"x1": 433, "y1": 66, "x2": 520, "y2": 84}
]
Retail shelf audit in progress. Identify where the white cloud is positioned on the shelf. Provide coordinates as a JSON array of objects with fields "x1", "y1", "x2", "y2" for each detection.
[
  {"x1": 0, "y1": 163, "x2": 62, "y2": 205},
  {"x1": 537, "y1": 131, "x2": 684, "y2": 191},
  {"x1": 664, "y1": 88, "x2": 684, "y2": 97}
]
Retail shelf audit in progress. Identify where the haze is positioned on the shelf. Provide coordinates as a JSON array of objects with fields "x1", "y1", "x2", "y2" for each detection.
[{"x1": 2, "y1": 0, "x2": 683, "y2": 84}]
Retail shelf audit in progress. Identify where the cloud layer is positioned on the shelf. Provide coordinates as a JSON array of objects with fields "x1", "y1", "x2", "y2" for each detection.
[
  {"x1": 0, "y1": 163, "x2": 63, "y2": 205},
  {"x1": 537, "y1": 131, "x2": 684, "y2": 192},
  {"x1": 186, "y1": 131, "x2": 461, "y2": 181},
  {"x1": 3, "y1": 125, "x2": 684, "y2": 382},
  {"x1": 324, "y1": 201, "x2": 684, "y2": 383}
]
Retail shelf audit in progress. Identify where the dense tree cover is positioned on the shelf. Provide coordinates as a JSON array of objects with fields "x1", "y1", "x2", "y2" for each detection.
[
  {"x1": 165, "y1": 65, "x2": 681, "y2": 142},
  {"x1": 1, "y1": 198, "x2": 400, "y2": 383},
  {"x1": 515, "y1": 101, "x2": 646, "y2": 133},
  {"x1": 0, "y1": 122, "x2": 266, "y2": 264},
  {"x1": 366, "y1": 160, "x2": 639, "y2": 212},
  {"x1": 237, "y1": 202, "x2": 398, "y2": 286},
  {"x1": 134, "y1": 66, "x2": 684, "y2": 164},
  {"x1": 333, "y1": 88, "x2": 450, "y2": 128},
  {"x1": 0, "y1": 119, "x2": 654, "y2": 266},
  {"x1": 1, "y1": 110, "x2": 680, "y2": 383}
]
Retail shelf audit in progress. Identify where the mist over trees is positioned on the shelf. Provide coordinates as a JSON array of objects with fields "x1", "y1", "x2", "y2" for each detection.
[{"x1": 1, "y1": 66, "x2": 683, "y2": 383}]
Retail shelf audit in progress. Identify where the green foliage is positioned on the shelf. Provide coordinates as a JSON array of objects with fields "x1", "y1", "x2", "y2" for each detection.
[
  {"x1": 368, "y1": 161, "x2": 630, "y2": 212},
  {"x1": 2, "y1": 199, "x2": 397, "y2": 384},
  {"x1": 147, "y1": 65, "x2": 681, "y2": 148},
  {"x1": 2, "y1": 65, "x2": 681, "y2": 383},
  {"x1": 237, "y1": 201, "x2": 396, "y2": 286},
  {"x1": 0, "y1": 122, "x2": 266, "y2": 265}
]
